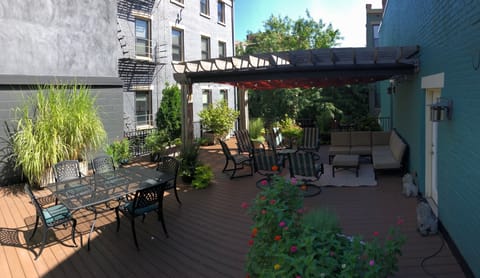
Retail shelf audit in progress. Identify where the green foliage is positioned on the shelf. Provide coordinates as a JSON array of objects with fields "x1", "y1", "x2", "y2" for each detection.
[
  {"x1": 354, "y1": 116, "x2": 382, "y2": 131},
  {"x1": 179, "y1": 142, "x2": 200, "y2": 180},
  {"x1": 243, "y1": 175, "x2": 406, "y2": 277},
  {"x1": 156, "y1": 84, "x2": 181, "y2": 139},
  {"x1": 239, "y1": 10, "x2": 341, "y2": 54},
  {"x1": 198, "y1": 101, "x2": 239, "y2": 138},
  {"x1": 279, "y1": 116, "x2": 303, "y2": 146},
  {"x1": 12, "y1": 84, "x2": 106, "y2": 186},
  {"x1": 191, "y1": 164, "x2": 214, "y2": 189},
  {"x1": 105, "y1": 138, "x2": 131, "y2": 166},
  {"x1": 249, "y1": 118, "x2": 265, "y2": 142},
  {"x1": 145, "y1": 129, "x2": 170, "y2": 155}
]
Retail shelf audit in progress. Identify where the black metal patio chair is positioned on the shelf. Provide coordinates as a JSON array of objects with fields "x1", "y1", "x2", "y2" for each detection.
[
  {"x1": 24, "y1": 184, "x2": 77, "y2": 259},
  {"x1": 252, "y1": 149, "x2": 282, "y2": 190},
  {"x1": 156, "y1": 156, "x2": 181, "y2": 205},
  {"x1": 218, "y1": 139, "x2": 253, "y2": 179},
  {"x1": 288, "y1": 151, "x2": 323, "y2": 197},
  {"x1": 298, "y1": 127, "x2": 321, "y2": 153},
  {"x1": 115, "y1": 184, "x2": 168, "y2": 249},
  {"x1": 92, "y1": 155, "x2": 115, "y2": 174}
]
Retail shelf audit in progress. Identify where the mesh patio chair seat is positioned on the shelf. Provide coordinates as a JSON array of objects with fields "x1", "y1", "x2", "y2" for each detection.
[
  {"x1": 25, "y1": 184, "x2": 77, "y2": 259},
  {"x1": 298, "y1": 127, "x2": 321, "y2": 152},
  {"x1": 115, "y1": 184, "x2": 168, "y2": 249},
  {"x1": 252, "y1": 149, "x2": 282, "y2": 189},
  {"x1": 155, "y1": 156, "x2": 181, "y2": 205},
  {"x1": 219, "y1": 139, "x2": 253, "y2": 179},
  {"x1": 288, "y1": 151, "x2": 324, "y2": 197}
]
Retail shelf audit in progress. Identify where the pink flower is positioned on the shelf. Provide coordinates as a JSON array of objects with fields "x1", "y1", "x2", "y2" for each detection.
[
  {"x1": 373, "y1": 231, "x2": 379, "y2": 237},
  {"x1": 241, "y1": 202, "x2": 249, "y2": 209},
  {"x1": 260, "y1": 195, "x2": 266, "y2": 200},
  {"x1": 290, "y1": 245, "x2": 298, "y2": 253},
  {"x1": 261, "y1": 209, "x2": 267, "y2": 215},
  {"x1": 297, "y1": 208, "x2": 304, "y2": 214},
  {"x1": 261, "y1": 180, "x2": 268, "y2": 186},
  {"x1": 296, "y1": 276, "x2": 301, "y2": 278},
  {"x1": 270, "y1": 199, "x2": 276, "y2": 205},
  {"x1": 397, "y1": 217, "x2": 404, "y2": 225},
  {"x1": 279, "y1": 221, "x2": 286, "y2": 227},
  {"x1": 369, "y1": 259, "x2": 375, "y2": 266},
  {"x1": 290, "y1": 177, "x2": 297, "y2": 184}
]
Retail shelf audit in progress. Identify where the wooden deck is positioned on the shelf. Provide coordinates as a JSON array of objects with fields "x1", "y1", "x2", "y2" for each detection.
[{"x1": 0, "y1": 140, "x2": 467, "y2": 277}]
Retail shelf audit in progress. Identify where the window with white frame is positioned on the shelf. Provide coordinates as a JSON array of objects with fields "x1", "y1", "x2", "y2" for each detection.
[
  {"x1": 218, "y1": 41, "x2": 226, "y2": 58},
  {"x1": 202, "y1": 89, "x2": 212, "y2": 110},
  {"x1": 200, "y1": 0, "x2": 209, "y2": 15},
  {"x1": 217, "y1": 1, "x2": 225, "y2": 24},
  {"x1": 172, "y1": 28, "x2": 184, "y2": 61},
  {"x1": 219, "y1": 89, "x2": 228, "y2": 102},
  {"x1": 135, "y1": 18, "x2": 151, "y2": 58},
  {"x1": 135, "y1": 91, "x2": 152, "y2": 127},
  {"x1": 201, "y1": 36, "x2": 211, "y2": 59}
]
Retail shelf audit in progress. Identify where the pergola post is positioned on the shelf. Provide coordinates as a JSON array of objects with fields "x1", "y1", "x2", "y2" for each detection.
[
  {"x1": 181, "y1": 83, "x2": 194, "y2": 146},
  {"x1": 238, "y1": 88, "x2": 249, "y2": 130}
]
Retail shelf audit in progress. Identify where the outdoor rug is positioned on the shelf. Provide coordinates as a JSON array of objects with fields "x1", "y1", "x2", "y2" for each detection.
[{"x1": 314, "y1": 163, "x2": 377, "y2": 187}]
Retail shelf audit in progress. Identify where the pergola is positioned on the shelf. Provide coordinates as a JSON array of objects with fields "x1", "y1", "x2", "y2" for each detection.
[{"x1": 172, "y1": 46, "x2": 420, "y2": 143}]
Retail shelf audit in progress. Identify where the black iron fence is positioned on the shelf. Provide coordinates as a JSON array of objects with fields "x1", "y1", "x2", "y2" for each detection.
[{"x1": 124, "y1": 128, "x2": 156, "y2": 157}]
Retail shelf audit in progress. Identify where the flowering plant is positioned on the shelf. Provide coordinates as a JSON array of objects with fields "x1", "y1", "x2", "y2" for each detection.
[{"x1": 243, "y1": 176, "x2": 405, "y2": 277}]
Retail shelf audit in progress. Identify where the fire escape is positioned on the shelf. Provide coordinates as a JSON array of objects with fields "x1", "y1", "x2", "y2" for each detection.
[{"x1": 117, "y1": 0, "x2": 167, "y2": 91}]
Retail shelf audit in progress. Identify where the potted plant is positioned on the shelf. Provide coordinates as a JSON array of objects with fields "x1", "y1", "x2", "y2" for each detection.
[
  {"x1": 105, "y1": 138, "x2": 131, "y2": 167},
  {"x1": 12, "y1": 84, "x2": 106, "y2": 187},
  {"x1": 199, "y1": 100, "x2": 239, "y2": 144},
  {"x1": 145, "y1": 129, "x2": 170, "y2": 162},
  {"x1": 191, "y1": 164, "x2": 214, "y2": 189},
  {"x1": 179, "y1": 142, "x2": 200, "y2": 183}
]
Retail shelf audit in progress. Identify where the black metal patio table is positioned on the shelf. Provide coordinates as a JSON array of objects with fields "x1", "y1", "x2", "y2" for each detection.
[{"x1": 47, "y1": 166, "x2": 175, "y2": 250}]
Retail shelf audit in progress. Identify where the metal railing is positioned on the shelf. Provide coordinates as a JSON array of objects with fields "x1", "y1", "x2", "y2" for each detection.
[{"x1": 124, "y1": 128, "x2": 156, "y2": 157}]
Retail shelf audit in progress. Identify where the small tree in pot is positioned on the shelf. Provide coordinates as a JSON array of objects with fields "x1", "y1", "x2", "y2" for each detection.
[{"x1": 199, "y1": 100, "x2": 239, "y2": 145}]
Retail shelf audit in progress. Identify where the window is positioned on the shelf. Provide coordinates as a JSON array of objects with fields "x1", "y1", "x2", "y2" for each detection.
[
  {"x1": 202, "y1": 89, "x2": 212, "y2": 110},
  {"x1": 135, "y1": 18, "x2": 151, "y2": 58},
  {"x1": 135, "y1": 91, "x2": 152, "y2": 127},
  {"x1": 201, "y1": 36, "x2": 211, "y2": 59},
  {"x1": 217, "y1": 1, "x2": 225, "y2": 24},
  {"x1": 219, "y1": 89, "x2": 228, "y2": 102},
  {"x1": 218, "y1": 41, "x2": 226, "y2": 58},
  {"x1": 200, "y1": 0, "x2": 209, "y2": 15},
  {"x1": 373, "y1": 24, "x2": 380, "y2": 47},
  {"x1": 172, "y1": 28, "x2": 184, "y2": 61}
]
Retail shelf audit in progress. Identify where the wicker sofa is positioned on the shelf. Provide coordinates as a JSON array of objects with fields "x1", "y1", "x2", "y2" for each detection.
[{"x1": 328, "y1": 130, "x2": 407, "y2": 171}]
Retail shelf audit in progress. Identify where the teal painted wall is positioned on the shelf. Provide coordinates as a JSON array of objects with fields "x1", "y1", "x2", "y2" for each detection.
[{"x1": 379, "y1": 0, "x2": 480, "y2": 275}]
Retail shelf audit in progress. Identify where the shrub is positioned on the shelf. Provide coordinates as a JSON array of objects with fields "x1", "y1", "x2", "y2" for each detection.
[
  {"x1": 243, "y1": 176, "x2": 405, "y2": 277},
  {"x1": 191, "y1": 164, "x2": 214, "y2": 189},
  {"x1": 156, "y1": 84, "x2": 181, "y2": 139},
  {"x1": 106, "y1": 138, "x2": 131, "y2": 167},
  {"x1": 198, "y1": 100, "x2": 239, "y2": 139},
  {"x1": 249, "y1": 118, "x2": 265, "y2": 143},
  {"x1": 145, "y1": 129, "x2": 170, "y2": 159}
]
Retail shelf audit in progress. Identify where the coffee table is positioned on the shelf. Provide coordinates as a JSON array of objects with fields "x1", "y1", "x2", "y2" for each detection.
[{"x1": 332, "y1": 154, "x2": 359, "y2": 177}]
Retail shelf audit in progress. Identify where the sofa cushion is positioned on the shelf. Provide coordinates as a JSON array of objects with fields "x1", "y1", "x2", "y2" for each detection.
[
  {"x1": 328, "y1": 146, "x2": 351, "y2": 156},
  {"x1": 373, "y1": 153, "x2": 401, "y2": 169},
  {"x1": 372, "y1": 131, "x2": 391, "y2": 146},
  {"x1": 389, "y1": 132, "x2": 406, "y2": 162},
  {"x1": 350, "y1": 131, "x2": 371, "y2": 146},
  {"x1": 330, "y1": 132, "x2": 350, "y2": 146},
  {"x1": 350, "y1": 146, "x2": 372, "y2": 155}
]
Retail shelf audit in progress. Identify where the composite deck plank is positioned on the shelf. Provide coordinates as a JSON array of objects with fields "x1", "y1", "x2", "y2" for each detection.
[{"x1": 0, "y1": 141, "x2": 467, "y2": 277}]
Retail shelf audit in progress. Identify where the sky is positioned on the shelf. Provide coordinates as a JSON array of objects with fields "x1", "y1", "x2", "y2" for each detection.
[{"x1": 234, "y1": 0, "x2": 384, "y2": 47}]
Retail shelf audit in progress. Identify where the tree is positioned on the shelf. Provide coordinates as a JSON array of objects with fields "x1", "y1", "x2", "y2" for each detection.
[
  {"x1": 239, "y1": 10, "x2": 342, "y2": 55},
  {"x1": 156, "y1": 84, "x2": 181, "y2": 139}
]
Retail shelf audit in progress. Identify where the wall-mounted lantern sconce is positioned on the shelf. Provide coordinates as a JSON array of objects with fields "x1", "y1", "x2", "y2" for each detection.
[
  {"x1": 430, "y1": 97, "x2": 452, "y2": 122},
  {"x1": 387, "y1": 79, "x2": 396, "y2": 95}
]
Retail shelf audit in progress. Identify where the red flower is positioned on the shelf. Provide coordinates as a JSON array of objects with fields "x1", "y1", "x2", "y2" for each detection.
[
  {"x1": 397, "y1": 217, "x2": 404, "y2": 225},
  {"x1": 373, "y1": 231, "x2": 379, "y2": 237},
  {"x1": 271, "y1": 165, "x2": 279, "y2": 171},
  {"x1": 274, "y1": 235, "x2": 282, "y2": 241},
  {"x1": 270, "y1": 199, "x2": 276, "y2": 205},
  {"x1": 251, "y1": 227, "x2": 258, "y2": 237},
  {"x1": 241, "y1": 202, "x2": 249, "y2": 209},
  {"x1": 248, "y1": 239, "x2": 254, "y2": 246}
]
